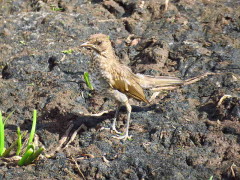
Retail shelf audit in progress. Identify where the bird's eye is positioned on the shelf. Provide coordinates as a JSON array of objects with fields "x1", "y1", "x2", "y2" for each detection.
[{"x1": 96, "y1": 41, "x2": 102, "y2": 45}]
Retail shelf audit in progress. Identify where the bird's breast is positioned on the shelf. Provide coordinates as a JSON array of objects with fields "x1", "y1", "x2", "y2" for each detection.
[{"x1": 88, "y1": 56, "x2": 114, "y2": 94}]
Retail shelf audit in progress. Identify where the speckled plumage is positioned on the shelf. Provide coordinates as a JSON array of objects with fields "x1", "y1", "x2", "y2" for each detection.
[{"x1": 81, "y1": 34, "x2": 183, "y2": 140}]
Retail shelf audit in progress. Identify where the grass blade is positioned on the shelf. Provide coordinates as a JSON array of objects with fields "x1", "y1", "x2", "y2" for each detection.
[
  {"x1": 25, "y1": 147, "x2": 45, "y2": 165},
  {"x1": 28, "y1": 110, "x2": 37, "y2": 146},
  {"x1": 84, "y1": 72, "x2": 94, "y2": 90},
  {"x1": 18, "y1": 146, "x2": 34, "y2": 166},
  {"x1": 0, "y1": 111, "x2": 5, "y2": 156},
  {"x1": 16, "y1": 127, "x2": 22, "y2": 155},
  {"x1": 3, "y1": 110, "x2": 15, "y2": 124},
  {"x1": 2, "y1": 130, "x2": 27, "y2": 157}
]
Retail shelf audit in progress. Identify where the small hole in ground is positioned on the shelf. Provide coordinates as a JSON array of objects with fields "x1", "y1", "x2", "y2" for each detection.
[{"x1": 48, "y1": 56, "x2": 58, "y2": 71}]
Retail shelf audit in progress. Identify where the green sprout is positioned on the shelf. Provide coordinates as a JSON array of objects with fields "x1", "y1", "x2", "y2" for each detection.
[
  {"x1": 1, "y1": 131, "x2": 27, "y2": 157},
  {"x1": 61, "y1": 49, "x2": 74, "y2": 54},
  {"x1": 16, "y1": 127, "x2": 22, "y2": 155},
  {"x1": 19, "y1": 41, "x2": 26, "y2": 45},
  {"x1": 127, "y1": 137, "x2": 133, "y2": 141},
  {"x1": 28, "y1": 110, "x2": 37, "y2": 146},
  {"x1": 50, "y1": 5, "x2": 64, "y2": 11},
  {"x1": 24, "y1": 147, "x2": 44, "y2": 165},
  {"x1": 209, "y1": 176, "x2": 213, "y2": 180},
  {"x1": 4, "y1": 110, "x2": 15, "y2": 123},
  {"x1": 1, "y1": 126, "x2": 26, "y2": 157},
  {"x1": 0, "y1": 111, "x2": 5, "y2": 156},
  {"x1": 18, "y1": 145, "x2": 34, "y2": 166},
  {"x1": 0, "y1": 109, "x2": 44, "y2": 165},
  {"x1": 18, "y1": 109, "x2": 44, "y2": 166},
  {"x1": 0, "y1": 110, "x2": 14, "y2": 156},
  {"x1": 84, "y1": 72, "x2": 94, "y2": 90},
  {"x1": 27, "y1": 83, "x2": 35, "y2": 86}
]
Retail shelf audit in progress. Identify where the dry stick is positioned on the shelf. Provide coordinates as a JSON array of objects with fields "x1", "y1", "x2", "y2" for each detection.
[
  {"x1": 182, "y1": 72, "x2": 219, "y2": 85},
  {"x1": 217, "y1": 95, "x2": 233, "y2": 107},
  {"x1": 63, "y1": 124, "x2": 87, "y2": 149},
  {"x1": 71, "y1": 156, "x2": 86, "y2": 180},
  {"x1": 102, "y1": 156, "x2": 110, "y2": 167},
  {"x1": 76, "y1": 154, "x2": 95, "y2": 159},
  {"x1": 59, "y1": 54, "x2": 66, "y2": 62},
  {"x1": 46, "y1": 123, "x2": 74, "y2": 157},
  {"x1": 46, "y1": 123, "x2": 87, "y2": 157},
  {"x1": 230, "y1": 163, "x2": 236, "y2": 177},
  {"x1": 56, "y1": 123, "x2": 74, "y2": 149},
  {"x1": 2, "y1": 156, "x2": 22, "y2": 163}
]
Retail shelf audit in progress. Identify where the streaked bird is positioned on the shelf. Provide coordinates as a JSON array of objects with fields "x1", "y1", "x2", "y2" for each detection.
[{"x1": 80, "y1": 34, "x2": 183, "y2": 140}]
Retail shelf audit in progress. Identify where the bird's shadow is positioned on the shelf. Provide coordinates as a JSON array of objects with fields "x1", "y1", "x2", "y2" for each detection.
[
  {"x1": 5, "y1": 104, "x2": 158, "y2": 137},
  {"x1": 73, "y1": 104, "x2": 157, "y2": 127},
  {"x1": 39, "y1": 104, "x2": 158, "y2": 135}
]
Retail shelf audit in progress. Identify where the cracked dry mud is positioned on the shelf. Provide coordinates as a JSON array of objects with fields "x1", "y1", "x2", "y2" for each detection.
[{"x1": 0, "y1": 0, "x2": 240, "y2": 179}]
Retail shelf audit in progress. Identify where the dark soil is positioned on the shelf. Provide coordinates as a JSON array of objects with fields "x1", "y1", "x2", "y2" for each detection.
[{"x1": 0, "y1": 0, "x2": 240, "y2": 179}]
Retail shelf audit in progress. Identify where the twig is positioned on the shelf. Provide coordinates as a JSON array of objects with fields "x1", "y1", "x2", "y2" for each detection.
[
  {"x1": 59, "y1": 54, "x2": 66, "y2": 62},
  {"x1": 183, "y1": 72, "x2": 219, "y2": 85},
  {"x1": 217, "y1": 95, "x2": 233, "y2": 107},
  {"x1": 230, "y1": 163, "x2": 236, "y2": 177},
  {"x1": 46, "y1": 122, "x2": 74, "y2": 157},
  {"x1": 102, "y1": 156, "x2": 110, "y2": 167},
  {"x1": 71, "y1": 156, "x2": 86, "y2": 180},
  {"x1": 63, "y1": 124, "x2": 87, "y2": 149}
]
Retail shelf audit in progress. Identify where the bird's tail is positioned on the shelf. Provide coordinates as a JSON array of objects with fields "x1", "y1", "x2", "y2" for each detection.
[{"x1": 135, "y1": 73, "x2": 183, "y2": 89}]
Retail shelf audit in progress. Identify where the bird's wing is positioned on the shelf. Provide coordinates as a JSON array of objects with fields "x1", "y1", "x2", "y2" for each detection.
[{"x1": 110, "y1": 65, "x2": 149, "y2": 103}]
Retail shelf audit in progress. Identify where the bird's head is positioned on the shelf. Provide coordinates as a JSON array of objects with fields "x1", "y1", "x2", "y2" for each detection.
[{"x1": 80, "y1": 34, "x2": 113, "y2": 56}]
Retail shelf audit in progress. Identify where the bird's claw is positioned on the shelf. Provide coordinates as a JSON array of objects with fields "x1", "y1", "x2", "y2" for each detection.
[
  {"x1": 112, "y1": 134, "x2": 132, "y2": 141},
  {"x1": 111, "y1": 126, "x2": 122, "y2": 134}
]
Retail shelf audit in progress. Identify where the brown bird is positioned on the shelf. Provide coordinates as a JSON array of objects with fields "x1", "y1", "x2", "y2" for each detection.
[{"x1": 80, "y1": 34, "x2": 183, "y2": 140}]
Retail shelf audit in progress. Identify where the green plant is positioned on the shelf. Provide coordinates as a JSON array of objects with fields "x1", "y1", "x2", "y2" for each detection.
[
  {"x1": 61, "y1": 49, "x2": 74, "y2": 54},
  {"x1": 0, "y1": 110, "x2": 14, "y2": 156},
  {"x1": 0, "y1": 111, "x2": 5, "y2": 156},
  {"x1": 84, "y1": 72, "x2": 94, "y2": 90},
  {"x1": 28, "y1": 110, "x2": 37, "y2": 146},
  {"x1": 18, "y1": 110, "x2": 44, "y2": 166},
  {"x1": 0, "y1": 110, "x2": 44, "y2": 165},
  {"x1": 16, "y1": 127, "x2": 22, "y2": 155},
  {"x1": 27, "y1": 83, "x2": 35, "y2": 86},
  {"x1": 127, "y1": 137, "x2": 133, "y2": 141},
  {"x1": 1, "y1": 131, "x2": 27, "y2": 157},
  {"x1": 50, "y1": 5, "x2": 63, "y2": 11},
  {"x1": 19, "y1": 40, "x2": 26, "y2": 45}
]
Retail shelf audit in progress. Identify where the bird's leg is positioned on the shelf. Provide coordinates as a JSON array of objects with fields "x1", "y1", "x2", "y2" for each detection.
[
  {"x1": 111, "y1": 103, "x2": 121, "y2": 134},
  {"x1": 113, "y1": 101, "x2": 132, "y2": 140}
]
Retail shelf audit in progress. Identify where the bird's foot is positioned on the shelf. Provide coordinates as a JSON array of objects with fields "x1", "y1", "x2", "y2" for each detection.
[
  {"x1": 111, "y1": 125, "x2": 122, "y2": 134},
  {"x1": 111, "y1": 119, "x2": 122, "y2": 134},
  {"x1": 78, "y1": 110, "x2": 110, "y2": 117},
  {"x1": 112, "y1": 133, "x2": 132, "y2": 141}
]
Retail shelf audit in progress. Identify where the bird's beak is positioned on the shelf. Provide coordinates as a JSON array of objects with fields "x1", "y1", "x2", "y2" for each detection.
[{"x1": 80, "y1": 41, "x2": 94, "y2": 48}]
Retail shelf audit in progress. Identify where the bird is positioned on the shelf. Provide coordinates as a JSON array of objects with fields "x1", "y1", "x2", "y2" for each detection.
[{"x1": 80, "y1": 33, "x2": 183, "y2": 140}]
